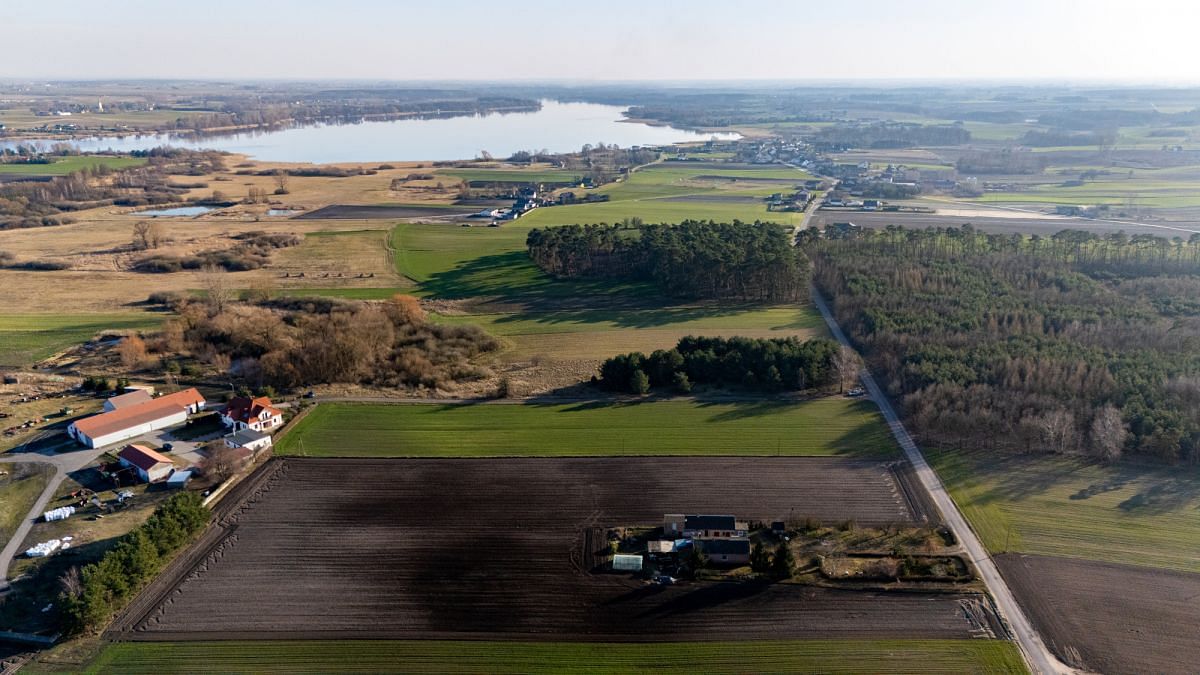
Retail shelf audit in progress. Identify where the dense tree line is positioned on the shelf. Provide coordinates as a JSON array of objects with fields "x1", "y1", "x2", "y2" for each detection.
[
  {"x1": 147, "y1": 294, "x2": 498, "y2": 391},
  {"x1": 527, "y1": 220, "x2": 810, "y2": 301},
  {"x1": 59, "y1": 493, "x2": 209, "y2": 634},
  {"x1": 598, "y1": 335, "x2": 842, "y2": 394},
  {"x1": 805, "y1": 224, "x2": 1200, "y2": 463}
]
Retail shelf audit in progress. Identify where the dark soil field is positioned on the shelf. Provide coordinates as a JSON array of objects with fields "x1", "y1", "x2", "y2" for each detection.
[
  {"x1": 810, "y1": 210, "x2": 1198, "y2": 237},
  {"x1": 112, "y1": 457, "x2": 998, "y2": 642},
  {"x1": 297, "y1": 204, "x2": 476, "y2": 220},
  {"x1": 997, "y1": 553, "x2": 1200, "y2": 674}
]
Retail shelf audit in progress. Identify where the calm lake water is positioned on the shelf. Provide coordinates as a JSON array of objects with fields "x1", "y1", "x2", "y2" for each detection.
[
  {"x1": 6, "y1": 101, "x2": 738, "y2": 164},
  {"x1": 136, "y1": 206, "x2": 216, "y2": 217}
]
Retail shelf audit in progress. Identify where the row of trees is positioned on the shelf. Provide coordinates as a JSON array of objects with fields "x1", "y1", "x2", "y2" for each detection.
[
  {"x1": 527, "y1": 220, "x2": 811, "y2": 301},
  {"x1": 598, "y1": 336, "x2": 847, "y2": 394},
  {"x1": 59, "y1": 493, "x2": 209, "y2": 634},
  {"x1": 806, "y1": 224, "x2": 1200, "y2": 463}
]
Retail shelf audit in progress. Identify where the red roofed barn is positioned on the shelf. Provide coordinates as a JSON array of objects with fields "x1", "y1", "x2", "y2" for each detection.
[{"x1": 117, "y1": 444, "x2": 176, "y2": 483}]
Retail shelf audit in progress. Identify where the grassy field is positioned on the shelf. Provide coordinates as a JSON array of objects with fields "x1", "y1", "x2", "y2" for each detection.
[
  {"x1": 433, "y1": 305, "x2": 825, "y2": 360},
  {"x1": 0, "y1": 313, "x2": 163, "y2": 367},
  {"x1": 0, "y1": 156, "x2": 146, "y2": 175},
  {"x1": 0, "y1": 463, "x2": 54, "y2": 547},
  {"x1": 78, "y1": 639, "x2": 1026, "y2": 674},
  {"x1": 275, "y1": 398, "x2": 896, "y2": 459},
  {"x1": 929, "y1": 449, "x2": 1200, "y2": 572}
]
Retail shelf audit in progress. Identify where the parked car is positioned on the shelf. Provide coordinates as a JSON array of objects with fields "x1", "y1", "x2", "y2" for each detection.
[
  {"x1": 161, "y1": 442, "x2": 174, "y2": 452},
  {"x1": 847, "y1": 388, "x2": 866, "y2": 398}
]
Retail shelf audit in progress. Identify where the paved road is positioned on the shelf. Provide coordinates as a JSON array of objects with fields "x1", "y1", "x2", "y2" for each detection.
[
  {"x1": 811, "y1": 288, "x2": 1074, "y2": 675},
  {"x1": 0, "y1": 436, "x2": 108, "y2": 589}
]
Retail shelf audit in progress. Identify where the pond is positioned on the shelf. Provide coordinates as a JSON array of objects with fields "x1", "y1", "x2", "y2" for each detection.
[
  {"x1": 4, "y1": 101, "x2": 739, "y2": 164},
  {"x1": 266, "y1": 209, "x2": 302, "y2": 217},
  {"x1": 135, "y1": 205, "x2": 217, "y2": 217}
]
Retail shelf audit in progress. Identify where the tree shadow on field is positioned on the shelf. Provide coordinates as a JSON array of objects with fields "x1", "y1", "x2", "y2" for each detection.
[
  {"x1": 421, "y1": 251, "x2": 653, "y2": 304},
  {"x1": 632, "y1": 582, "x2": 771, "y2": 621},
  {"x1": 966, "y1": 453, "x2": 1085, "y2": 505}
]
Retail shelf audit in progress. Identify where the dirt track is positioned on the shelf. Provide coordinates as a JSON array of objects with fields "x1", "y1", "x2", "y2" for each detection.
[
  {"x1": 112, "y1": 457, "x2": 999, "y2": 641},
  {"x1": 997, "y1": 553, "x2": 1200, "y2": 674}
]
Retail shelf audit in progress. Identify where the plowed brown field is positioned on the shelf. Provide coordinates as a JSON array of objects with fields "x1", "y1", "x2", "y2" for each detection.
[
  {"x1": 997, "y1": 553, "x2": 1200, "y2": 674},
  {"x1": 114, "y1": 458, "x2": 998, "y2": 642}
]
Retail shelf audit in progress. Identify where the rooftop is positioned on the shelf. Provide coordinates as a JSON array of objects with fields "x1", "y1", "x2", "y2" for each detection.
[
  {"x1": 118, "y1": 444, "x2": 174, "y2": 472},
  {"x1": 684, "y1": 514, "x2": 737, "y2": 531}
]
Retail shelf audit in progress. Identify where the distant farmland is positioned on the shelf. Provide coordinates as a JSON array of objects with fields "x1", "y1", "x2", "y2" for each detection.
[
  {"x1": 275, "y1": 399, "x2": 898, "y2": 459},
  {"x1": 0, "y1": 155, "x2": 146, "y2": 176}
]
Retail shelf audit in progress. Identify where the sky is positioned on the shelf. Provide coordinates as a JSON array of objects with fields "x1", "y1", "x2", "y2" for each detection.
[{"x1": 4, "y1": 0, "x2": 1199, "y2": 83}]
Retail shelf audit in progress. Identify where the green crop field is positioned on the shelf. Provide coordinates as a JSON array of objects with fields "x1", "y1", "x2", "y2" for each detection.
[
  {"x1": 433, "y1": 305, "x2": 825, "y2": 359},
  {"x1": 0, "y1": 156, "x2": 146, "y2": 175},
  {"x1": 929, "y1": 449, "x2": 1200, "y2": 572},
  {"x1": 275, "y1": 398, "x2": 897, "y2": 459},
  {"x1": 390, "y1": 222, "x2": 653, "y2": 300},
  {"x1": 79, "y1": 639, "x2": 1025, "y2": 674},
  {"x1": 0, "y1": 313, "x2": 163, "y2": 367}
]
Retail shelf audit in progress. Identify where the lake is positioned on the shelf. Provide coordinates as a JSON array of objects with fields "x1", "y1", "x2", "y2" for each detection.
[
  {"x1": 5, "y1": 101, "x2": 738, "y2": 164},
  {"x1": 136, "y1": 206, "x2": 217, "y2": 217}
]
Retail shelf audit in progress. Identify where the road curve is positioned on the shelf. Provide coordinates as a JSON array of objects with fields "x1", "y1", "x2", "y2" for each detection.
[{"x1": 811, "y1": 287, "x2": 1075, "y2": 675}]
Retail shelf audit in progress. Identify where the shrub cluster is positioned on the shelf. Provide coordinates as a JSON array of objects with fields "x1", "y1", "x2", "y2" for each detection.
[
  {"x1": 134, "y1": 232, "x2": 301, "y2": 273},
  {"x1": 599, "y1": 335, "x2": 841, "y2": 394},
  {"x1": 59, "y1": 492, "x2": 209, "y2": 634},
  {"x1": 157, "y1": 294, "x2": 499, "y2": 390}
]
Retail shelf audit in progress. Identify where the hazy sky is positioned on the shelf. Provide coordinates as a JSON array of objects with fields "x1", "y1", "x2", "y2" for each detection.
[{"x1": 5, "y1": 0, "x2": 1198, "y2": 82}]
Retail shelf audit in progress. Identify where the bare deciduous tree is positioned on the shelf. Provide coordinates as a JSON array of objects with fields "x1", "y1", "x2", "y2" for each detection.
[
  {"x1": 272, "y1": 169, "x2": 289, "y2": 195},
  {"x1": 201, "y1": 442, "x2": 245, "y2": 482},
  {"x1": 200, "y1": 264, "x2": 234, "y2": 315},
  {"x1": 58, "y1": 566, "x2": 83, "y2": 599},
  {"x1": 832, "y1": 345, "x2": 860, "y2": 394},
  {"x1": 1089, "y1": 405, "x2": 1127, "y2": 463},
  {"x1": 131, "y1": 221, "x2": 163, "y2": 250},
  {"x1": 117, "y1": 334, "x2": 149, "y2": 370}
]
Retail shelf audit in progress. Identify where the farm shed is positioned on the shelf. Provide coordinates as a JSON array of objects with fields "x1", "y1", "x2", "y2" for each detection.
[
  {"x1": 224, "y1": 428, "x2": 273, "y2": 453},
  {"x1": 118, "y1": 444, "x2": 176, "y2": 483},
  {"x1": 166, "y1": 470, "x2": 193, "y2": 488},
  {"x1": 699, "y1": 538, "x2": 751, "y2": 565},
  {"x1": 68, "y1": 388, "x2": 207, "y2": 448},
  {"x1": 612, "y1": 554, "x2": 643, "y2": 572}
]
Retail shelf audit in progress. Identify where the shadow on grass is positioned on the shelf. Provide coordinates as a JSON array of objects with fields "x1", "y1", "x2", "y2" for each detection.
[{"x1": 948, "y1": 450, "x2": 1200, "y2": 516}]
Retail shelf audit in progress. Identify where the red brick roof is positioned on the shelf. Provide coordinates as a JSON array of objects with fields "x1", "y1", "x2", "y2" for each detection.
[
  {"x1": 107, "y1": 389, "x2": 152, "y2": 409},
  {"x1": 222, "y1": 396, "x2": 281, "y2": 424},
  {"x1": 118, "y1": 444, "x2": 173, "y2": 472},
  {"x1": 71, "y1": 388, "x2": 205, "y2": 440}
]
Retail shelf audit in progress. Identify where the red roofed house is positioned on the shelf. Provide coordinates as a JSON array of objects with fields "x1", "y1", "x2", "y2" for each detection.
[
  {"x1": 219, "y1": 396, "x2": 283, "y2": 432},
  {"x1": 68, "y1": 388, "x2": 207, "y2": 449},
  {"x1": 117, "y1": 444, "x2": 176, "y2": 483}
]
